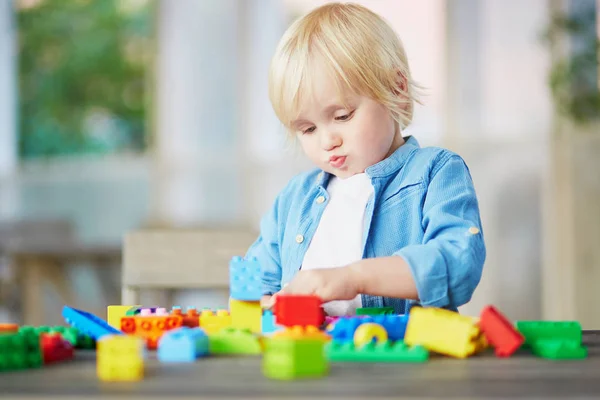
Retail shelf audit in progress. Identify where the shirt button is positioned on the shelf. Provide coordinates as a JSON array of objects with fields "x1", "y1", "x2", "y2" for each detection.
[
  {"x1": 295, "y1": 234, "x2": 304, "y2": 244},
  {"x1": 316, "y1": 196, "x2": 325, "y2": 204},
  {"x1": 468, "y1": 227, "x2": 480, "y2": 235}
]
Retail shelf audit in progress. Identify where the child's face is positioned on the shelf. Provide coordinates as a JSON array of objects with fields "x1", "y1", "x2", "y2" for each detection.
[{"x1": 291, "y1": 65, "x2": 401, "y2": 179}]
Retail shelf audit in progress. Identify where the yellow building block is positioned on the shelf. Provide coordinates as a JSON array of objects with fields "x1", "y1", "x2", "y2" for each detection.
[
  {"x1": 97, "y1": 335, "x2": 145, "y2": 382},
  {"x1": 107, "y1": 305, "x2": 140, "y2": 329},
  {"x1": 230, "y1": 298, "x2": 261, "y2": 333},
  {"x1": 199, "y1": 310, "x2": 232, "y2": 335},
  {"x1": 404, "y1": 307, "x2": 483, "y2": 358},
  {"x1": 273, "y1": 325, "x2": 331, "y2": 341}
]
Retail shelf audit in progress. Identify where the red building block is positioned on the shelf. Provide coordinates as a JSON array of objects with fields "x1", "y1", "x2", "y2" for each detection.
[
  {"x1": 41, "y1": 333, "x2": 74, "y2": 364},
  {"x1": 478, "y1": 305, "x2": 524, "y2": 357},
  {"x1": 273, "y1": 295, "x2": 324, "y2": 327}
]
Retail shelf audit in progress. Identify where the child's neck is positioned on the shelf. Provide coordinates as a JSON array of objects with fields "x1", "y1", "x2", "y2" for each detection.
[{"x1": 385, "y1": 131, "x2": 406, "y2": 159}]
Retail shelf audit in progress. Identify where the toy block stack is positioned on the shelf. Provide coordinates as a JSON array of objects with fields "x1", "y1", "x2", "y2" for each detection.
[
  {"x1": 515, "y1": 319, "x2": 586, "y2": 359},
  {"x1": 324, "y1": 313, "x2": 424, "y2": 362},
  {"x1": 263, "y1": 294, "x2": 329, "y2": 380},
  {"x1": 229, "y1": 256, "x2": 262, "y2": 334}
]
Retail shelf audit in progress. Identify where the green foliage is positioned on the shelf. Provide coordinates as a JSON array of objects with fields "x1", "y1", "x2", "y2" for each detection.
[
  {"x1": 17, "y1": 0, "x2": 154, "y2": 158},
  {"x1": 542, "y1": 4, "x2": 599, "y2": 125}
]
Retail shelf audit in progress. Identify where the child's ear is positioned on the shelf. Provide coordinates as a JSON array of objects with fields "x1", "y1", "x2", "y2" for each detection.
[{"x1": 393, "y1": 69, "x2": 408, "y2": 97}]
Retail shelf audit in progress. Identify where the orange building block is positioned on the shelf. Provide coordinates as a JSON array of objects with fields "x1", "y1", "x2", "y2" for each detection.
[
  {"x1": 0, "y1": 323, "x2": 18, "y2": 334},
  {"x1": 170, "y1": 308, "x2": 200, "y2": 328},
  {"x1": 120, "y1": 315, "x2": 183, "y2": 349}
]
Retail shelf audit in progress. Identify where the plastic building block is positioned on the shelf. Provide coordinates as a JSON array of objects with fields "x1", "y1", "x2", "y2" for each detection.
[
  {"x1": 0, "y1": 331, "x2": 43, "y2": 371},
  {"x1": 229, "y1": 256, "x2": 262, "y2": 301},
  {"x1": 209, "y1": 327, "x2": 262, "y2": 354},
  {"x1": 199, "y1": 310, "x2": 232, "y2": 335},
  {"x1": 263, "y1": 337, "x2": 328, "y2": 380},
  {"x1": 120, "y1": 314, "x2": 183, "y2": 350},
  {"x1": 107, "y1": 305, "x2": 141, "y2": 329},
  {"x1": 230, "y1": 298, "x2": 261, "y2": 333},
  {"x1": 140, "y1": 307, "x2": 169, "y2": 316},
  {"x1": 353, "y1": 323, "x2": 388, "y2": 347},
  {"x1": 478, "y1": 305, "x2": 524, "y2": 357},
  {"x1": 63, "y1": 306, "x2": 122, "y2": 340},
  {"x1": 530, "y1": 339, "x2": 587, "y2": 360},
  {"x1": 515, "y1": 321, "x2": 582, "y2": 347},
  {"x1": 273, "y1": 294, "x2": 325, "y2": 327},
  {"x1": 272, "y1": 325, "x2": 331, "y2": 341},
  {"x1": 356, "y1": 307, "x2": 395, "y2": 316},
  {"x1": 157, "y1": 327, "x2": 209, "y2": 362},
  {"x1": 262, "y1": 310, "x2": 284, "y2": 334},
  {"x1": 19, "y1": 326, "x2": 95, "y2": 349},
  {"x1": 0, "y1": 323, "x2": 18, "y2": 334},
  {"x1": 404, "y1": 307, "x2": 484, "y2": 358},
  {"x1": 125, "y1": 307, "x2": 142, "y2": 316},
  {"x1": 327, "y1": 315, "x2": 409, "y2": 342},
  {"x1": 326, "y1": 339, "x2": 429, "y2": 362},
  {"x1": 170, "y1": 306, "x2": 200, "y2": 328},
  {"x1": 41, "y1": 333, "x2": 74, "y2": 364},
  {"x1": 97, "y1": 335, "x2": 145, "y2": 382}
]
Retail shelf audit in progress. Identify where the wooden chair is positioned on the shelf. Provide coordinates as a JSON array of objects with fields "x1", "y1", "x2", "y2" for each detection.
[
  {"x1": 0, "y1": 219, "x2": 121, "y2": 325},
  {"x1": 121, "y1": 228, "x2": 258, "y2": 306}
]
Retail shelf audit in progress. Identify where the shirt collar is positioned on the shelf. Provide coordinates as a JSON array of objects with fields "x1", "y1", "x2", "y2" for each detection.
[
  {"x1": 366, "y1": 135, "x2": 420, "y2": 178},
  {"x1": 315, "y1": 135, "x2": 420, "y2": 187}
]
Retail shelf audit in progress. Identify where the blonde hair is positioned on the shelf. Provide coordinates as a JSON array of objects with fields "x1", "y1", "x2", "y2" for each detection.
[{"x1": 268, "y1": 2, "x2": 422, "y2": 133}]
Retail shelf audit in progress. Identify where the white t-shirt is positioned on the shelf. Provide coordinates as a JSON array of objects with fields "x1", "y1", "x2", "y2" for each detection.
[{"x1": 301, "y1": 172, "x2": 374, "y2": 316}]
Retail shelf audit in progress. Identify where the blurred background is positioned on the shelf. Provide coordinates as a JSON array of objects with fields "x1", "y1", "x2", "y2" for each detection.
[{"x1": 0, "y1": 0, "x2": 598, "y2": 327}]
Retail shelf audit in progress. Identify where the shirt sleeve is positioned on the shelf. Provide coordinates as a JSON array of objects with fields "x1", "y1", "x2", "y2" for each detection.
[
  {"x1": 393, "y1": 153, "x2": 486, "y2": 309},
  {"x1": 245, "y1": 187, "x2": 287, "y2": 296}
]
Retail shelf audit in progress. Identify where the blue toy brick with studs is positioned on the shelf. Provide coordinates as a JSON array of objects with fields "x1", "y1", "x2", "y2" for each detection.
[{"x1": 229, "y1": 256, "x2": 262, "y2": 301}]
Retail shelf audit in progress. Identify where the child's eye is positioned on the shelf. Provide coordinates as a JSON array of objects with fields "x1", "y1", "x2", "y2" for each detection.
[
  {"x1": 302, "y1": 126, "x2": 316, "y2": 134},
  {"x1": 335, "y1": 110, "x2": 355, "y2": 121}
]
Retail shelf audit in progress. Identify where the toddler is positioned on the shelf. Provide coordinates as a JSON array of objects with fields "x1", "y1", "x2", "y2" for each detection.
[{"x1": 245, "y1": 2, "x2": 485, "y2": 316}]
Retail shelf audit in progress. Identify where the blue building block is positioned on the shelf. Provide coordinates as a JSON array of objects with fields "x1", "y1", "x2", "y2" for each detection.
[
  {"x1": 229, "y1": 256, "x2": 262, "y2": 301},
  {"x1": 157, "y1": 327, "x2": 209, "y2": 362},
  {"x1": 261, "y1": 310, "x2": 284, "y2": 335},
  {"x1": 327, "y1": 315, "x2": 409, "y2": 342},
  {"x1": 62, "y1": 306, "x2": 122, "y2": 340}
]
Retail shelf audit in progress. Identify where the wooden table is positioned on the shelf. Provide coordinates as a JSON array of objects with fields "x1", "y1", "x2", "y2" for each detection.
[{"x1": 1, "y1": 331, "x2": 599, "y2": 399}]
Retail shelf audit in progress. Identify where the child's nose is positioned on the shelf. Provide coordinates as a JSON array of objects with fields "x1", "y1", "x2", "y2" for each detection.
[{"x1": 320, "y1": 129, "x2": 342, "y2": 151}]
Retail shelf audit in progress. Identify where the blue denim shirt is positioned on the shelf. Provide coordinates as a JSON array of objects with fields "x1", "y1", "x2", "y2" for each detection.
[{"x1": 246, "y1": 136, "x2": 485, "y2": 314}]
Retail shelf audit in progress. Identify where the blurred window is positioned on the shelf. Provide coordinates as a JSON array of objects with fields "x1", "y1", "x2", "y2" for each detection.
[{"x1": 16, "y1": 0, "x2": 156, "y2": 159}]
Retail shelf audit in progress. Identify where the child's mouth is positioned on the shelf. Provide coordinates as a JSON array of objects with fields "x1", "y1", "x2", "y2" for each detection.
[{"x1": 329, "y1": 156, "x2": 347, "y2": 168}]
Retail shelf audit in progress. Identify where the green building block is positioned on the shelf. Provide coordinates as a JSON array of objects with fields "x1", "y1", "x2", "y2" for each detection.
[
  {"x1": 263, "y1": 338, "x2": 328, "y2": 380},
  {"x1": 209, "y1": 327, "x2": 262, "y2": 355},
  {"x1": 19, "y1": 326, "x2": 95, "y2": 349},
  {"x1": 325, "y1": 340, "x2": 429, "y2": 363},
  {"x1": 0, "y1": 331, "x2": 43, "y2": 371},
  {"x1": 515, "y1": 321, "x2": 582, "y2": 347},
  {"x1": 125, "y1": 307, "x2": 142, "y2": 316},
  {"x1": 531, "y1": 340, "x2": 587, "y2": 360},
  {"x1": 355, "y1": 307, "x2": 395, "y2": 316}
]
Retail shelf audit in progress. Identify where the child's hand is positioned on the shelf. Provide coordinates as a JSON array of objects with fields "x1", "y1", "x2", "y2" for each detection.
[{"x1": 274, "y1": 266, "x2": 362, "y2": 303}]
